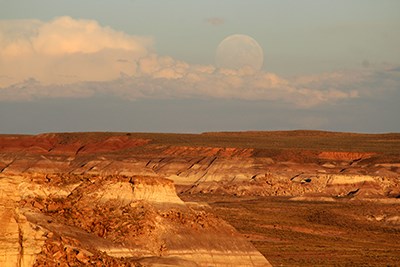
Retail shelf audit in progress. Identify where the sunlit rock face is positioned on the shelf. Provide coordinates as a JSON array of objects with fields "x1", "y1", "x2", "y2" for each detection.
[
  {"x1": 1, "y1": 131, "x2": 400, "y2": 266},
  {"x1": 0, "y1": 174, "x2": 270, "y2": 266},
  {"x1": 0, "y1": 176, "x2": 47, "y2": 267},
  {"x1": 0, "y1": 132, "x2": 399, "y2": 199}
]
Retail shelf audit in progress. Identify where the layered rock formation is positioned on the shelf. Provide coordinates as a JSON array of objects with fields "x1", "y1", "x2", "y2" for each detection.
[
  {"x1": 0, "y1": 173, "x2": 270, "y2": 266},
  {"x1": 1, "y1": 132, "x2": 398, "y2": 200},
  {"x1": 0, "y1": 175, "x2": 47, "y2": 267},
  {"x1": 1, "y1": 131, "x2": 399, "y2": 266}
]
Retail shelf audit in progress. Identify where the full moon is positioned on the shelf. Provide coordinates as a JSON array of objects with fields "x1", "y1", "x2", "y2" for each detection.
[{"x1": 215, "y1": 34, "x2": 264, "y2": 71}]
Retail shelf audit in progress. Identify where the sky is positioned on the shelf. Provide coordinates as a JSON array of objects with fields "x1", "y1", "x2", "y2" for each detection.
[{"x1": 0, "y1": 0, "x2": 399, "y2": 134}]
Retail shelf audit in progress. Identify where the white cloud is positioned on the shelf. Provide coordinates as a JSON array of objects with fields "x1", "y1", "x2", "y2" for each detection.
[
  {"x1": 0, "y1": 63, "x2": 376, "y2": 108},
  {"x1": 32, "y1": 16, "x2": 146, "y2": 55},
  {"x1": 0, "y1": 16, "x2": 152, "y2": 86},
  {"x1": 2, "y1": 17, "x2": 398, "y2": 108}
]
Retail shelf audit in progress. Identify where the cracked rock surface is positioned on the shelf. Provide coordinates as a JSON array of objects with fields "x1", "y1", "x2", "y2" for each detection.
[
  {"x1": 1, "y1": 131, "x2": 399, "y2": 266},
  {"x1": 1, "y1": 174, "x2": 270, "y2": 266}
]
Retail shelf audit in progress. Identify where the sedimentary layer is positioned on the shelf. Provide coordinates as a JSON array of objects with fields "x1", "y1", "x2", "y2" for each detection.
[
  {"x1": 1, "y1": 132, "x2": 398, "y2": 199},
  {"x1": 1, "y1": 131, "x2": 399, "y2": 266},
  {"x1": 0, "y1": 173, "x2": 270, "y2": 266}
]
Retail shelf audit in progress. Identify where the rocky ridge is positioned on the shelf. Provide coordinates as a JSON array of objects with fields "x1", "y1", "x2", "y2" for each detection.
[
  {"x1": 1, "y1": 132, "x2": 399, "y2": 200},
  {"x1": 1, "y1": 173, "x2": 269, "y2": 266},
  {"x1": 1, "y1": 131, "x2": 399, "y2": 266}
]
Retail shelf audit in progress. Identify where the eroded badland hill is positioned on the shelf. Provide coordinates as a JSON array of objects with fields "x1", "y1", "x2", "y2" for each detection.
[{"x1": 0, "y1": 131, "x2": 399, "y2": 266}]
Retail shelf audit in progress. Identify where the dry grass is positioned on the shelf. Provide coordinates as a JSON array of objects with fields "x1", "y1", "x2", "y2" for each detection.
[
  {"x1": 127, "y1": 131, "x2": 400, "y2": 155},
  {"x1": 3, "y1": 130, "x2": 400, "y2": 155},
  {"x1": 182, "y1": 194, "x2": 400, "y2": 266}
]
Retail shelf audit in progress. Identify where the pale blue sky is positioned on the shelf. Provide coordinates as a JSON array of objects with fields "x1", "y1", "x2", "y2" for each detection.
[{"x1": 0, "y1": 1, "x2": 399, "y2": 133}]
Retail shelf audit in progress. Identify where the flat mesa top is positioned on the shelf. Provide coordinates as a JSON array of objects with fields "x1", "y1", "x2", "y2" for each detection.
[{"x1": 0, "y1": 130, "x2": 399, "y2": 154}]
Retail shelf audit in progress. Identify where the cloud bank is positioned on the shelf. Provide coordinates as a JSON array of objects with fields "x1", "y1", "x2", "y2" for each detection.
[
  {"x1": 0, "y1": 16, "x2": 152, "y2": 85},
  {"x1": 1, "y1": 17, "x2": 399, "y2": 108}
]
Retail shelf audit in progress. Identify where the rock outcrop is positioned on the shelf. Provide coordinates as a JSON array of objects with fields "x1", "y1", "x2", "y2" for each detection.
[
  {"x1": 0, "y1": 173, "x2": 270, "y2": 266},
  {"x1": 0, "y1": 176, "x2": 47, "y2": 267},
  {"x1": 1, "y1": 132, "x2": 399, "y2": 200},
  {"x1": 1, "y1": 131, "x2": 399, "y2": 266}
]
